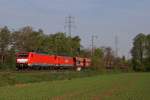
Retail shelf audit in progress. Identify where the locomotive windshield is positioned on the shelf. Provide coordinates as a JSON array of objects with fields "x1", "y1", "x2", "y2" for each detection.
[{"x1": 17, "y1": 53, "x2": 29, "y2": 58}]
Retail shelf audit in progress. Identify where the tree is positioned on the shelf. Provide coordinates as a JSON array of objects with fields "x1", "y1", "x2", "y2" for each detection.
[
  {"x1": 146, "y1": 34, "x2": 150, "y2": 59},
  {"x1": 70, "y1": 36, "x2": 81, "y2": 56},
  {"x1": 44, "y1": 32, "x2": 81, "y2": 56},
  {"x1": 131, "y1": 33, "x2": 146, "y2": 71},
  {"x1": 144, "y1": 34, "x2": 150, "y2": 71},
  {"x1": 103, "y1": 47, "x2": 115, "y2": 69},
  {"x1": 12, "y1": 26, "x2": 44, "y2": 52},
  {"x1": 91, "y1": 48, "x2": 104, "y2": 71},
  {"x1": 0, "y1": 26, "x2": 10, "y2": 63}
]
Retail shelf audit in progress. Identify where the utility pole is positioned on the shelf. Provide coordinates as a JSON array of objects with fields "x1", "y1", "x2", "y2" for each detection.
[
  {"x1": 91, "y1": 34, "x2": 98, "y2": 56},
  {"x1": 115, "y1": 35, "x2": 118, "y2": 57},
  {"x1": 65, "y1": 15, "x2": 75, "y2": 37}
]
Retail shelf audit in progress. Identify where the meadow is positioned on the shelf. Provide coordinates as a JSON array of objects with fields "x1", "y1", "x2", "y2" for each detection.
[{"x1": 0, "y1": 72, "x2": 149, "y2": 100}]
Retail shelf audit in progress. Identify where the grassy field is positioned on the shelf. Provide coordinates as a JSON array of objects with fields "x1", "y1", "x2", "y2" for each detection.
[
  {"x1": 0, "y1": 72, "x2": 149, "y2": 100},
  {"x1": 0, "y1": 70, "x2": 99, "y2": 87}
]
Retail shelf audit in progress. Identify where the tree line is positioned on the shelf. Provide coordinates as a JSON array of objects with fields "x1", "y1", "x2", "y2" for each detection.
[{"x1": 0, "y1": 26, "x2": 149, "y2": 72}]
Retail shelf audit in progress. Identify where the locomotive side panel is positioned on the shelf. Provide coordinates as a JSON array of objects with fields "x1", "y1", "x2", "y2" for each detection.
[
  {"x1": 28, "y1": 53, "x2": 56, "y2": 67},
  {"x1": 56, "y1": 56, "x2": 74, "y2": 68}
]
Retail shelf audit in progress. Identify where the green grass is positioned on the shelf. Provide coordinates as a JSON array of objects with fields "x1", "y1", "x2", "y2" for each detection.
[
  {"x1": 0, "y1": 70, "x2": 99, "y2": 87},
  {"x1": 0, "y1": 72, "x2": 149, "y2": 100}
]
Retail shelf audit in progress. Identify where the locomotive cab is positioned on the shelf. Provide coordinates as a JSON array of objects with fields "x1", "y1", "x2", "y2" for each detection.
[{"x1": 16, "y1": 52, "x2": 29, "y2": 70}]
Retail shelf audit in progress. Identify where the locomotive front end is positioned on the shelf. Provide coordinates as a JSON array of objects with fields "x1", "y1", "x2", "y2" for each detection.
[{"x1": 16, "y1": 52, "x2": 29, "y2": 70}]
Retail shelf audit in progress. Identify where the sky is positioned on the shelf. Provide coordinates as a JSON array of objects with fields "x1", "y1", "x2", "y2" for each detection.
[{"x1": 0, "y1": 0, "x2": 150, "y2": 58}]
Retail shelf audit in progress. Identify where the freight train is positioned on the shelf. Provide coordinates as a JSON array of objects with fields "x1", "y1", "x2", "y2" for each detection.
[{"x1": 16, "y1": 52, "x2": 91, "y2": 71}]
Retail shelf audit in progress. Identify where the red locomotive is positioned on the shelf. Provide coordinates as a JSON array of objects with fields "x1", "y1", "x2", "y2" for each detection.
[{"x1": 16, "y1": 52, "x2": 91, "y2": 71}]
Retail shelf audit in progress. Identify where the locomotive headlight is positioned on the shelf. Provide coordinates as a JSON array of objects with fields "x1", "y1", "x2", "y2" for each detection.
[{"x1": 17, "y1": 59, "x2": 28, "y2": 63}]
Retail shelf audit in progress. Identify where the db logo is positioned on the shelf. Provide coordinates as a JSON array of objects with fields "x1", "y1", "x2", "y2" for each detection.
[{"x1": 65, "y1": 59, "x2": 68, "y2": 63}]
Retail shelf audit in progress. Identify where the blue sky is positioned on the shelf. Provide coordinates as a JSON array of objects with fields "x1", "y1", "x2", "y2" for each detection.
[{"x1": 0, "y1": 0, "x2": 150, "y2": 57}]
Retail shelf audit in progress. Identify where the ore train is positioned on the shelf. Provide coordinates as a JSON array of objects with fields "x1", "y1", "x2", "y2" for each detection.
[{"x1": 16, "y1": 52, "x2": 91, "y2": 71}]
